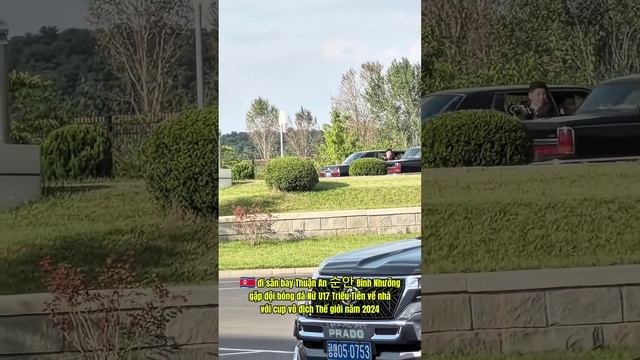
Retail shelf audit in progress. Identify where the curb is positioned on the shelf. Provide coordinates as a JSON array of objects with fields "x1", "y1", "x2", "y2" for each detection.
[{"x1": 220, "y1": 267, "x2": 317, "y2": 279}]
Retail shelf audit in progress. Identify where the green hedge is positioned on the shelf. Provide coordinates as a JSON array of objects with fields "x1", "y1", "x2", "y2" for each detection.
[
  {"x1": 264, "y1": 157, "x2": 318, "y2": 192},
  {"x1": 232, "y1": 160, "x2": 255, "y2": 181},
  {"x1": 42, "y1": 124, "x2": 112, "y2": 181},
  {"x1": 422, "y1": 110, "x2": 532, "y2": 167},
  {"x1": 349, "y1": 158, "x2": 387, "y2": 176},
  {"x1": 143, "y1": 107, "x2": 218, "y2": 217}
]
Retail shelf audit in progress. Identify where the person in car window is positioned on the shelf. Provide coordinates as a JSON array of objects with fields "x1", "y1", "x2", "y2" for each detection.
[
  {"x1": 559, "y1": 96, "x2": 577, "y2": 116},
  {"x1": 514, "y1": 81, "x2": 554, "y2": 120},
  {"x1": 384, "y1": 149, "x2": 395, "y2": 160}
]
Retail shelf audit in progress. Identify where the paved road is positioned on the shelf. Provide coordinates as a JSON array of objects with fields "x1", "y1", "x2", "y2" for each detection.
[{"x1": 219, "y1": 276, "x2": 298, "y2": 359}]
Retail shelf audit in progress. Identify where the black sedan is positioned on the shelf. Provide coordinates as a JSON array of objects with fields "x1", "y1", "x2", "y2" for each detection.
[
  {"x1": 386, "y1": 147, "x2": 421, "y2": 174},
  {"x1": 422, "y1": 84, "x2": 590, "y2": 121},
  {"x1": 525, "y1": 75, "x2": 640, "y2": 161},
  {"x1": 319, "y1": 150, "x2": 405, "y2": 177}
]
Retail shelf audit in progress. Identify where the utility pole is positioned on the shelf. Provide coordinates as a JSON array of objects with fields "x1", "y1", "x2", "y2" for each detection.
[
  {"x1": 0, "y1": 20, "x2": 9, "y2": 144},
  {"x1": 193, "y1": 0, "x2": 205, "y2": 109}
]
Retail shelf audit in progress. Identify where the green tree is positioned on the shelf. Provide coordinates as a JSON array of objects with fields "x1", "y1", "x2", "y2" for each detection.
[
  {"x1": 316, "y1": 108, "x2": 359, "y2": 166},
  {"x1": 385, "y1": 58, "x2": 421, "y2": 147},
  {"x1": 220, "y1": 131, "x2": 256, "y2": 159},
  {"x1": 9, "y1": 71, "x2": 70, "y2": 144}
]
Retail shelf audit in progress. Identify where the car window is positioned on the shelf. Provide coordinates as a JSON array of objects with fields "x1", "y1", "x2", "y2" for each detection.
[
  {"x1": 401, "y1": 148, "x2": 421, "y2": 159},
  {"x1": 504, "y1": 90, "x2": 559, "y2": 117},
  {"x1": 342, "y1": 153, "x2": 362, "y2": 165},
  {"x1": 503, "y1": 92, "x2": 529, "y2": 115},
  {"x1": 551, "y1": 90, "x2": 589, "y2": 116},
  {"x1": 578, "y1": 82, "x2": 640, "y2": 113},
  {"x1": 421, "y1": 95, "x2": 462, "y2": 120}
]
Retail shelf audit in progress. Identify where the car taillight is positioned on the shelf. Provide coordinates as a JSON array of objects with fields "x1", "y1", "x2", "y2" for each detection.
[
  {"x1": 533, "y1": 144, "x2": 558, "y2": 157},
  {"x1": 557, "y1": 126, "x2": 575, "y2": 155},
  {"x1": 387, "y1": 163, "x2": 401, "y2": 174},
  {"x1": 331, "y1": 168, "x2": 340, "y2": 176}
]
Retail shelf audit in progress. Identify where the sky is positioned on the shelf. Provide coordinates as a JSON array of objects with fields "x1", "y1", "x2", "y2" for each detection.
[
  {"x1": 219, "y1": 0, "x2": 421, "y2": 134},
  {"x1": 0, "y1": 0, "x2": 89, "y2": 36}
]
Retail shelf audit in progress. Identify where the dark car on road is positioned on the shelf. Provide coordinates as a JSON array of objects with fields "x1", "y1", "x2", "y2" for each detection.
[
  {"x1": 292, "y1": 239, "x2": 421, "y2": 360},
  {"x1": 421, "y1": 84, "x2": 590, "y2": 121},
  {"x1": 385, "y1": 147, "x2": 421, "y2": 174},
  {"x1": 319, "y1": 150, "x2": 405, "y2": 177},
  {"x1": 525, "y1": 75, "x2": 640, "y2": 161}
]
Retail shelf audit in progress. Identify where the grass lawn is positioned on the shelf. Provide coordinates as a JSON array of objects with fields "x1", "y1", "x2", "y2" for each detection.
[
  {"x1": 0, "y1": 181, "x2": 215, "y2": 295},
  {"x1": 220, "y1": 233, "x2": 419, "y2": 270},
  {"x1": 423, "y1": 162, "x2": 640, "y2": 274},
  {"x1": 219, "y1": 174, "x2": 420, "y2": 216},
  {"x1": 424, "y1": 348, "x2": 640, "y2": 360}
]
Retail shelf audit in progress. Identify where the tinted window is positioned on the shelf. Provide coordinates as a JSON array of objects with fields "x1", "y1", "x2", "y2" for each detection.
[
  {"x1": 578, "y1": 82, "x2": 640, "y2": 113},
  {"x1": 551, "y1": 90, "x2": 589, "y2": 116},
  {"x1": 504, "y1": 90, "x2": 559, "y2": 117},
  {"x1": 421, "y1": 95, "x2": 462, "y2": 120},
  {"x1": 342, "y1": 153, "x2": 363, "y2": 165},
  {"x1": 401, "y1": 148, "x2": 421, "y2": 159}
]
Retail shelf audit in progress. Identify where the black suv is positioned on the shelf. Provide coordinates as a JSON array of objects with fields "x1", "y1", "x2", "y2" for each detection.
[
  {"x1": 292, "y1": 239, "x2": 421, "y2": 360},
  {"x1": 319, "y1": 150, "x2": 405, "y2": 177},
  {"x1": 421, "y1": 84, "x2": 590, "y2": 120},
  {"x1": 526, "y1": 75, "x2": 640, "y2": 161}
]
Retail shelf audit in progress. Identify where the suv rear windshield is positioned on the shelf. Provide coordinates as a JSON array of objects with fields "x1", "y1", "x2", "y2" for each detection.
[
  {"x1": 342, "y1": 152, "x2": 363, "y2": 165},
  {"x1": 578, "y1": 82, "x2": 640, "y2": 113},
  {"x1": 421, "y1": 95, "x2": 461, "y2": 119},
  {"x1": 401, "y1": 148, "x2": 421, "y2": 159}
]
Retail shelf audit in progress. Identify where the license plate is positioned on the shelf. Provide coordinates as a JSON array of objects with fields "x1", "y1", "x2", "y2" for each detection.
[
  {"x1": 325, "y1": 170, "x2": 332, "y2": 177},
  {"x1": 326, "y1": 341, "x2": 371, "y2": 360}
]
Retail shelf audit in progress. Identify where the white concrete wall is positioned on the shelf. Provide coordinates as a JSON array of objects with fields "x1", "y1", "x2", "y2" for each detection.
[
  {"x1": 219, "y1": 207, "x2": 421, "y2": 241},
  {"x1": 0, "y1": 144, "x2": 41, "y2": 210}
]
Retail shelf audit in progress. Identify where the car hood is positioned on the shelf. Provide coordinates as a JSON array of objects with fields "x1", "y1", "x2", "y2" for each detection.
[{"x1": 317, "y1": 239, "x2": 421, "y2": 276}]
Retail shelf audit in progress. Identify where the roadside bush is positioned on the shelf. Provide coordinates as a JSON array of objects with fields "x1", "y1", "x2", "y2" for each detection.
[
  {"x1": 143, "y1": 106, "x2": 218, "y2": 217},
  {"x1": 349, "y1": 158, "x2": 387, "y2": 176},
  {"x1": 264, "y1": 156, "x2": 318, "y2": 192},
  {"x1": 232, "y1": 160, "x2": 255, "y2": 181},
  {"x1": 42, "y1": 124, "x2": 112, "y2": 181},
  {"x1": 422, "y1": 110, "x2": 532, "y2": 167}
]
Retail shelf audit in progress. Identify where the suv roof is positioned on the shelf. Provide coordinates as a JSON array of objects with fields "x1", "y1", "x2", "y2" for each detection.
[
  {"x1": 427, "y1": 84, "x2": 590, "y2": 96},
  {"x1": 601, "y1": 74, "x2": 640, "y2": 84}
]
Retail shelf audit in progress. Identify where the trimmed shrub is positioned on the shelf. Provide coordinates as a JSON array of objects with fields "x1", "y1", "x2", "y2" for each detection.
[
  {"x1": 263, "y1": 157, "x2": 318, "y2": 192},
  {"x1": 349, "y1": 158, "x2": 387, "y2": 176},
  {"x1": 232, "y1": 160, "x2": 255, "y2": 181},
  {"x1": 42, "y1": 124, "x2": 112, "y2": 181},
  {"x1": 422, "y1": 110, "x2": 532, "y2": 167},
  {"x1": 143, "y1": 107, "x2": 218, "y2": 217}
]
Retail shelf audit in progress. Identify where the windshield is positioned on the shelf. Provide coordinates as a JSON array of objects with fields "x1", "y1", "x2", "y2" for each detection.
[
  {"x1": 421, "y1": 95, "x2": 461, "y2": 120},
  {"x1": 401, "y1": 148, "x2": 421, "y2": 159},
  {"x1": 342, "y1": 152, "x2": 362, "y2": 165},
  {"x1": 577, "y1": 82, "x2": 640, "y2": 113}
]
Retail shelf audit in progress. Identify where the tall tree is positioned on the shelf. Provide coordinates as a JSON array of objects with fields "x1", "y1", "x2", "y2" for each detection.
[
  {"x1": 286, "y1": 107, "x2": 319, "y2": 158},
  {"x1": 87, "y1": 0, "x2": 191, "y2": 119},
  {"x1": 246, "y1": 98, "x2": 279, "y2": 161},
  {"x1": 332, "y1": 69, "x2": 375, "y2": 147},
  {"x1": 385, "y1": 58, "x2": 421, "y2": 147},
  {"x1": 317, "y1": 108, "x2": 359, "y2": 166}
]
